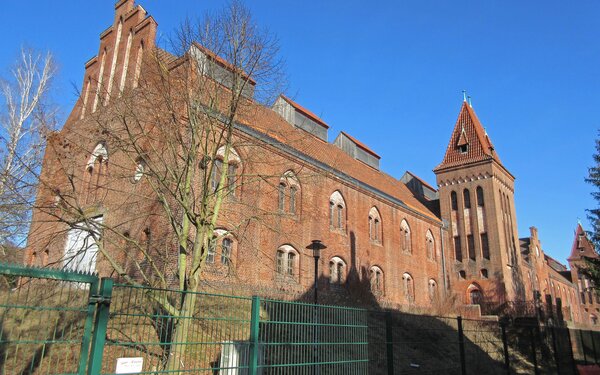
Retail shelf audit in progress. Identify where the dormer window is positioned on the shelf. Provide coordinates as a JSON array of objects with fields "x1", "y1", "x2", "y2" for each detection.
[{"x1": 458, "y1": 144, "x2": 468, "y2": 154}]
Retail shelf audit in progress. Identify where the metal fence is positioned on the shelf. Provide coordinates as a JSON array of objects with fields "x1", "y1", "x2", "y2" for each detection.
[{"x1": 0, "y1": 263, "x2": 596, "y2": 374}]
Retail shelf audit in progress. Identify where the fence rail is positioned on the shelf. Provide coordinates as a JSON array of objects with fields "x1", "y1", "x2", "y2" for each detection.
[{"x1": 0, "y1": 263, "x2": 597, "y2": 374}]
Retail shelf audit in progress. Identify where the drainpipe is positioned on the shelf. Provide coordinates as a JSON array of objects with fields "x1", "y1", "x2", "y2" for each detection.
[{"x1": 440, "y1": 219, "x2": 449, "y2": 292}]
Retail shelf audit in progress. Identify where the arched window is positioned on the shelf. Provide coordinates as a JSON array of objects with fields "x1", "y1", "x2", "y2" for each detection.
[
  {"x1": 84, "y1": 142, "x2": 109, "y2": 203},
  {"x1": 278, "y1": 171, "x2": 300, "y2": 214},
  {"x1": 400, "y1": 220, "x2": 411, "y2": 253},
  {"x1": 211, "y1": 146, "x2": 241, "y2": 196},
  {"x1": 330, "y1": 256, "x2": 346, "y2": 285},
  {"x1": 368, "y1": 207, "x2": 382, "y2": 243},
  {"x1": 278, "y1": 183, "x2": 286, "y2": 211},
  {"x1": 402, "y1": 273, "x2": 415, "y2": 303},
  {"x1": 275, "y1": 245, "x2": 299, "y2": 280},
  {"x1": 451, "y1": 191, "x2": 458, "y2": 211},
  {"x1": 476, "y1": 187, "x2": 485, "y2": 207},
  {"x1": 468, "y1": 284, "x2": 483, "y2": 305},
  {"x1": 369, "y1": 266, "x2": 384, "y2": 294},
  {"x1": 463, "y1": 189, "x2": 471, "y2": 209},
  {"x1": 329, "y1": 191, "x2": 346, "y2": 231},
  {"x1": 207, "y1": 229, "x2": 235, "y2": 267},
  {"x1": 428, "y1": 279, "x2": 438, "y2": 302},
  {"x1": 426, "y1": 230, "x2": 435, "y2": 260}
]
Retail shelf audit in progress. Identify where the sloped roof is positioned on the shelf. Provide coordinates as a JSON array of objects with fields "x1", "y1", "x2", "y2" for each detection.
[
  {"x1": 280, "y1": 95, "x2": 329, "y2": 129},
  {"x1": 404, "y1": 171, "x2": 437, "y2": 193},
  {"x1": 434, "y1": 102, "x2": 503, "y2": 172},
  {"x1": 568, "y1": 223, "x2": 598, "y2": 261},
  {"x1": 235, "y1": 100, "x2": 441, "y2": 223},
  {"x1": 340, "y1": 131, "x2": 380, "y2": 158}
]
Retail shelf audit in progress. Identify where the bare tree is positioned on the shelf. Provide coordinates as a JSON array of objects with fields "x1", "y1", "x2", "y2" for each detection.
[
  {"x1": 0, "y1": 48, "x2": 57, "y2": 247},
  {"x1": 30, "y1": 2, "x2": 292, "y2": 370}
]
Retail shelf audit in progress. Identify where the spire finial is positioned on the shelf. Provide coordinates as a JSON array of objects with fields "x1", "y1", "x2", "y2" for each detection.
[
  {"x1": 467, "y1": 95, "x2": 472, "y2": 108},
  {"x1": 462, "y1": 90, "x2": 467, "y2": 102}
]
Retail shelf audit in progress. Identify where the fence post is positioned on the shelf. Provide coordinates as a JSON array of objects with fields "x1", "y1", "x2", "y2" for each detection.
[
  {"x1": 500, "y1": 321, "x2": 510, "y2": 374},
  {"x1": 385, "y1": 312, "x2": 394, "y2": 375},
  {"x1": 87, "y1": 278, "x2": 113, "y2": 375},
  {"x1": 565, "y1": 328, "x2": 578, "y2": 375},
  {"x1": 580, "y1": 330, "x2": 588, "y2": 364},
  {"x1": 550, "y1": 326, "x2": 560, "y2": 374},
  {"x1": 591, "y1": 330, "x2": 598, "y2": 365},
  {"x1": 77, "y1": 278, "x2": 100, "y2": 375},
  {"x1": 457, "y1": 316, "x2": 467, "y2": 375},
  {"x1": 249, "y1": 296, "x2": 260, "y2": 375},
  {"x1": 530, "y1": 326, "x2": 539, "y2": 375}
]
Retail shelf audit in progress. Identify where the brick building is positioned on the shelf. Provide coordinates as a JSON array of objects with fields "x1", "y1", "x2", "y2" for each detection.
[{"x1": 24, "y1": 0, "x2": 600, "y2": 326}]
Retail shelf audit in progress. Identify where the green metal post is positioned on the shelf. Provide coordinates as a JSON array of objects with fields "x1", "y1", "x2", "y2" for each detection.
[
  {"x1": 385, "y1": 312, "x2": 394, "y2": 375},
  {"x1": 581, "y1": 330, "x2": 588, "y2": 364},
  {"x1": 457, "y1": 316, "x2": 466, "y2": 375},
  {"x1": 77, "y1": 279, "x2": 99, "y2": 375},
  {"x1": 565, "y1": 328, "x2": 578, "y2": 375},
  {"x1": 249, "y1": 296, "x2": 260, "y2": 375},
  {"x1": 87, "y1": 278, "x2": 113, "y2": 375}
]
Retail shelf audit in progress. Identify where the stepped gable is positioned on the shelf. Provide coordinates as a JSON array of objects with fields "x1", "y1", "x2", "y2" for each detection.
[
  {"x1": 568, "y1": 223, "x2": 597, "y2": 261},
  {"x1": 434, "y1": 102, "x2": 502, "y2": 172}
]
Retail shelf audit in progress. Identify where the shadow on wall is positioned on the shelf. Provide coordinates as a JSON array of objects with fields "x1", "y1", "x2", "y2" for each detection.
[{"x1": 258, "y1": 230, "x2": 516, "y2": 375}]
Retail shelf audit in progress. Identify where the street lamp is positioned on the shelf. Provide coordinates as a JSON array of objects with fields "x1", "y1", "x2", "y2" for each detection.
[
  {"x1": 307, "y1": 240, "x2": 327, "y2": 304},
  {"x1": 306, "y1": 240, "x2": 326, "y2": 375}
]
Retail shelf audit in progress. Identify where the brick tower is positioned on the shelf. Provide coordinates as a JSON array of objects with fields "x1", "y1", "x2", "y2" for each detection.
[{"x1": 434, "y1": 100, "x2": 525, "y2": 306}]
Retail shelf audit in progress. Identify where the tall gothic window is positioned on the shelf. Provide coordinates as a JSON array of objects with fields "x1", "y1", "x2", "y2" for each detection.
[
  {"x1": 426, "y1": 230, "x2": 435, "y2": 260},
  {"x1": 463, "y1": 189, "x2": 471, "y2": 209},
  {"x1": 275, "y1": 245, "x2": 299, "y2": 280},
  {"x1": 403, "y1": 273, "x2": 415, "y2": 303},
  {"x1": 370, "y1": 266, "x2": 384, "y2": 294},
  {"x1": 476, "y1": 186, "x2": 485, "y2": 207},
  {"x1": 451, "y1": 191, "x2": 458, "y2": 211},
  {"x1": 369, "y1": 207, "x2": 382, "y2": 243},
  {"x1": 329, "y1": 191, "x2": 346, "y2": 231},
  {"x1": 330, "y1": 257, "x2": 346, "y2": 285},
  {"x1": 211, "y1": 146, "x2": 241, "y2": 197},
  {"x1": 83, "y1": 142, "x2": 108, "y2": 204},
  {"x1": 401, "y1": 220, "x2": 411, "y2": 253},
  {"x1": 278, "y1": 171, "x2": 300, "y2": 214}
]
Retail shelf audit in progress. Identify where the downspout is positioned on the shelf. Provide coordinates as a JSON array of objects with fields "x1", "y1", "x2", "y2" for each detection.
[{"x1": 440, "y1": 219, "x2": 449, "y2": 292}]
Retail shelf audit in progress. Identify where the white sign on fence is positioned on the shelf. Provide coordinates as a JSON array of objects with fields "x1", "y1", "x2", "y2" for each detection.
[{"x1": 115, "y1": 357, "x2": 144, "y2": 374}]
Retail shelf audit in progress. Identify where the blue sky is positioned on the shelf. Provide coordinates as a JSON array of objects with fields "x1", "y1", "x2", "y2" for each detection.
[{"x1": 1, "y1": 1, "x2": 599, "y2": 264}]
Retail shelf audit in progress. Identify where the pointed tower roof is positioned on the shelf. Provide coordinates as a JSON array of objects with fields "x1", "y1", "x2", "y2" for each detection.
[
  {"x1": 567, "y1": 222, "x2": 598, "y2": 261},
  {"x1": 434, "y1": 102, "x2": 503, "y2": 172}
]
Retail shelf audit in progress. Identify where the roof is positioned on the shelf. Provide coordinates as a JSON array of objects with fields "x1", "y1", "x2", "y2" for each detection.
[
  {"x1": 434, "y1": 102, "x2": 504, "y2": 172},
  {"x1": 192, "y1": 42, "x2": 256, "y2": 85},
  {"x1": 340, "y1": 132, "x2": 380, "y2": 158},
  {"x1": 404, "y1": 171, "x2": 437, "y2": 193},
  {"x1": 234, "y1": 98, "x2": 441, "y2": 224},
  {"x1": 545, "y1": 254, "x2": 568, "y2": 273},
  {"x1": 280, "y1": 95, "x2": 329, "y2": 129},
  {"x1": 568, "y1": 222, "x2": 598, "y2": 261}
]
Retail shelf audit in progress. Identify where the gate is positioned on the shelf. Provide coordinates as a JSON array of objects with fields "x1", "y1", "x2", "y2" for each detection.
[{"x1": 0, "y1": 263, "x2": 112, "y2": 375}]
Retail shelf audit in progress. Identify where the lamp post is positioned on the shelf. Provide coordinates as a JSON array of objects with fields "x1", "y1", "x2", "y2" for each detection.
[
  {"x1": 307, "y1": 240, "x2": 326, "y2": 375},
  {"x1": 307, "y1": 240, "x2": 327, "y2": 304}
]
